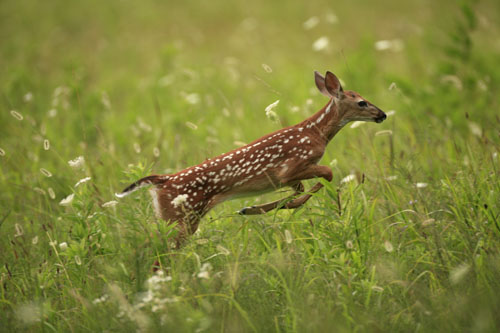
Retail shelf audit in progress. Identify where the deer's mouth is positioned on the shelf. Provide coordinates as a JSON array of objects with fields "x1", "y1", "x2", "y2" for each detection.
[{"x1": 374, "y1": 113, "x2": 387, "y2": 123}]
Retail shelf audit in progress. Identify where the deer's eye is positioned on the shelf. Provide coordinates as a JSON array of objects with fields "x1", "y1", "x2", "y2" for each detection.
[{"x1": 358, "y1": 101, "x2": 367, "y2": 107}]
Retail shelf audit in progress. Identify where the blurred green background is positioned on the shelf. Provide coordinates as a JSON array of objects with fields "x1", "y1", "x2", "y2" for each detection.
[{"x1": 1, "y1": 0, "x2": 499, "y2": 331}]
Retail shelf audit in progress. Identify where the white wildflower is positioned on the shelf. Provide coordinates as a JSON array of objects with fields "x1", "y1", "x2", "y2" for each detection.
[
  {"x1": 312, "y1": 36, "x2": 329, "y2": 51},
  {"x1": 184, "y1": 93, "x2": 200, "y2": 105},
  {"x1": 197, "y1": 263, "x2": 212, "y2": 279},
  {"x1": 416, "y1": 182, "x2": 428, "y2": 188},
  {"x1": 75, "y1": 177, "x2": 91, "y2": 187},
  {"x1": 68, "y1": 156, "x2": 85, "y2": 170},
  {"x1": 450, "y1": 263, "x2": 470, "y2": 285},
  {"x1": 325, "y1": 12, "x2": 338, "y2": 24},
  {"x1": 374, "y1": 39, "x2": 404, "y2": 52},
  {"x1": 284, "y1": 230, "x2": 293, "y2": 244},
  {"x1": 303, "y1": 16, "x2": 319, "y2": 30},
  {"x1": 171, "y1": 194, "x2": 188, "y2": 208},
  {"x1": 158, "y1": 74, "x2": 175, "y2": 86},
  {"x1": 137, "y1": 118, "x2": 152, "y2": 132},
  {"x1": 92, "y1": 294, "x2": 109, "y2": 304},
  {"x1": 59, "y1": 193, "x2": 75, "y2": 206},
  {"x1": 384, "y1": 240, "x2": 394, "y2": 252},
  {"x1": 341, "y1": 174, "x2": 356, "y2": 184},
  {"x1": 133, "y1": 142, "x2": 141, "y2": 153},
  {"x1": 468, "y1": 122, "x2": 482, "y2": 137},
  {"x1": 59, "y1": 242, "x2": 68, "y2": 251},
  {"x1": 24, "y1": 92, "x2": 33, "y2": 102},
  {"x1": 48, "y1": 109, "x2": 58, "y2": 118},
  {"x1": 346, "y1": 240, "x2": 353, "y2": 249},
  {"x1": 477, "y1": 79, "x2": 487, "y2": 91},
  {"x1": 146, "y1": 271, "x2": 172, "y2": 291},
  {"x1": 101, "y1": 92, "x2": 111, "y2": 109},
  {"x1": 102, "y1": 200, "x2": 119, "y2": 208}
]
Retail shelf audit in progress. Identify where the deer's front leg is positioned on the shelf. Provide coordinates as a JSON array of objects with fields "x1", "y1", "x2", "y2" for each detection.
[
  {"x1": 239, "y1": 164, "x2": 332, "y2": 215},
  {"x1": 275, "y1": 164, "x2": 332, "y2": 211},
  {"x1": 279, "y1": 181, "x2": 325, "y2": 210},
  {"x1": 238, "y1": 183, "x2": 304, "y2": 215}
]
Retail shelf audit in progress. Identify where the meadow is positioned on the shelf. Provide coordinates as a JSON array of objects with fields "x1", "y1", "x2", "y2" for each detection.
[{"x1": 1, "y1": 0, "x2": 499, "y2": 331}]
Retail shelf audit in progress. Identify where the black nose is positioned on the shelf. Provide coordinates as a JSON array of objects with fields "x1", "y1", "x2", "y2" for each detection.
[{"x1": 375, "y1": 112, "x2": 386, "y2": 123}]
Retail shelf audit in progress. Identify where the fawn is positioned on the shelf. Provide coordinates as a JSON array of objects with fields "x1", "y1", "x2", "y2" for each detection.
[{"x1": 117, "y1": 71, "x2": 386, "y2": 245}]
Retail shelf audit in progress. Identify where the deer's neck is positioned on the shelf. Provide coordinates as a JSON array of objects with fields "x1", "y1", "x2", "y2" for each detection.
[{"x1": 302, "y1": 99, "x2": 347, "y2": 142}]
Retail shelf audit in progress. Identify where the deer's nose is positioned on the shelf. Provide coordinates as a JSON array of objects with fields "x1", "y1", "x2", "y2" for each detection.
[{"x1": 375, "y1": 111, "x2": 386, "y2": 123}]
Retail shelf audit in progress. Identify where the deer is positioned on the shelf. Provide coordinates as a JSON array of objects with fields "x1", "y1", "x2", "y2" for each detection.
[{"x1": 116, "y1": 71, "x2": 386, "y2": 246}]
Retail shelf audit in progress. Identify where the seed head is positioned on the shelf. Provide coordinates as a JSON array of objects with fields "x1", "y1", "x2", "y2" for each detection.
[
  {"x1": 40, "y1": 168, "x2": 52, "y2": 177},
  {"x1": 10, "y1": 110, "x2": 23, "y2": 121}
]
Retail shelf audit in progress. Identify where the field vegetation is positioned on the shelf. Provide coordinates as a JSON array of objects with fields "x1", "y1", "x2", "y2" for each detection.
[{"x1": 1, "y1": 0, "x2": 499, "y2": 331}]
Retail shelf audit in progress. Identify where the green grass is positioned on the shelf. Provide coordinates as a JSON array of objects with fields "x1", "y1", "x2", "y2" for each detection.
[{"x1": 1, "y1": 0, "x2": 500, "y2": 331}]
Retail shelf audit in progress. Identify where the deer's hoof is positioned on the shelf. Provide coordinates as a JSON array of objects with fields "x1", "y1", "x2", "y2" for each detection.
[{"x1": 238, "y1": 206, "x2": 256, "y2": 215}]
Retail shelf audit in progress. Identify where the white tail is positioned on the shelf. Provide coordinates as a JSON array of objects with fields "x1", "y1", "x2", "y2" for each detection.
[{"x1": 118, "y1": 71, "x2": 386, "y2": 245}]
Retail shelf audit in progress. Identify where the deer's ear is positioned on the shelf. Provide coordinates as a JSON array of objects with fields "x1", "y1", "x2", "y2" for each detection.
[
  {"x1": 314, "y1": 71, "x2": 330, "y2": 98},
  {"x1": 324, "y1": 71, "x2": 343, "y2": 98}
]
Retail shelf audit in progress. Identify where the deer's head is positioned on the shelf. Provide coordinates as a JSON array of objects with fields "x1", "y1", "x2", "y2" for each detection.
[{"x1": 315, "y1": 71, "x2": 386, "y2": 123}]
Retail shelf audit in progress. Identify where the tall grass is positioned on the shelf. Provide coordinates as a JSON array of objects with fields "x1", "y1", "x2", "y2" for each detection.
[{"x1": 1, "y1": 0, "x2": 499, "y2": 331}]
